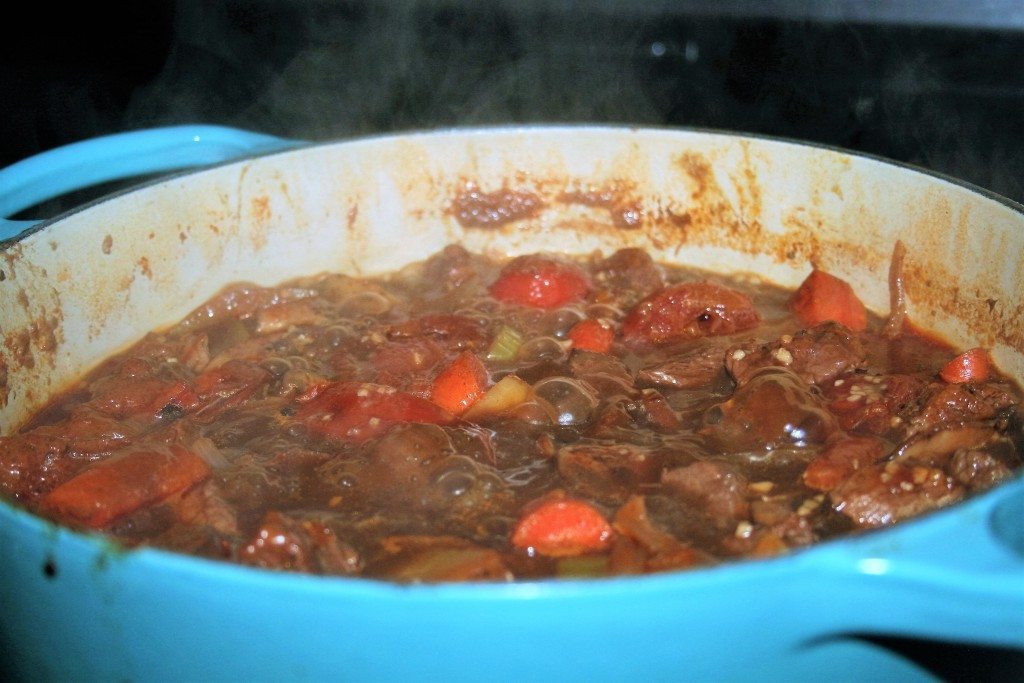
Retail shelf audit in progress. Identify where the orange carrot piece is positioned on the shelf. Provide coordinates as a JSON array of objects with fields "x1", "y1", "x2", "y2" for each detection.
[
  {"x1": 430, "y1": 351, "x2": 489, "y2": 415},
  {"x1": 568, "y1": 318, "x2": 614, "y2": 354},
  {"x1": 940, "y1": 347, "x2": 991, "y2": 384},
  {"x1": 790, "y1": 269, "x2": 868, "y2": 332},
  {"x1": 41, "y1": 445, "x2": 211, "y2": 528},
  {"x1": 511, "y1": 498, "x2": 614, "y2": 558}
]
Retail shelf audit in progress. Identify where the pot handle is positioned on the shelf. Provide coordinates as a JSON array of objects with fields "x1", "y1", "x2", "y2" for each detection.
[
  {"x1": 808, "y1": 475, "x2": 1024, "y2": 648},
  {"x1": 0, "y1": 125, "x2": 302, "y2": 241}
]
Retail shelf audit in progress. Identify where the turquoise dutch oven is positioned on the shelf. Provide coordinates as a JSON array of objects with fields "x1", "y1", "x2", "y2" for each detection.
[{"x1": 0, "y1": 126, "x2": 1021, "y2": 681}]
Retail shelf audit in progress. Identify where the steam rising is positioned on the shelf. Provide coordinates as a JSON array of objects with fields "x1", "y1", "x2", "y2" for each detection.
[
  {"x1": 69, "y1": 2, "x2": 1024, "y2": 202},
  {"x1": 125, "y1": 2, "x2": 663, "y2": 138}
]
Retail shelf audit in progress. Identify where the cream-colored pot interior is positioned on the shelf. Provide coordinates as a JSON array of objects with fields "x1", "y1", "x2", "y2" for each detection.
[{"x1": 2, "y1": 127, "x2": 1022, "y2": 432}]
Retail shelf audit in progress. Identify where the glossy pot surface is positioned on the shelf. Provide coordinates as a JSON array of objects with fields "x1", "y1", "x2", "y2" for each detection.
[{"x1": 0, "y1": 126, "x2": 1021, "y2": 681}]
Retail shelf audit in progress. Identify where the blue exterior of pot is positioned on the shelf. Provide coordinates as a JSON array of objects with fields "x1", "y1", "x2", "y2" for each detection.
[{"x1": 0, "y1": 125, "x2": 1022, "y2": 681}]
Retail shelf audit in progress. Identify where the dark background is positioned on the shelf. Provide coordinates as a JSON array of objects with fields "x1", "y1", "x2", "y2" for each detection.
[
  {"x1": 2, "y1": 1, "x2": 1023, "y2": 203},
  {"x1": 0, "y1": 1, "x2": 1022, "y2": 678}
]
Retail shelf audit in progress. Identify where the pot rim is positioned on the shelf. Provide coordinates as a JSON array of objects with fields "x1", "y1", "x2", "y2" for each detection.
[{"x1": 5, "y1": 124, "x2": 1021, "y2": 249}]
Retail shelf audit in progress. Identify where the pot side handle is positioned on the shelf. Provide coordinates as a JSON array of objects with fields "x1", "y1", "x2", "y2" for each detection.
[
  {"x1": 809, "y1": 475, "x2": 1024, "y2": 648},
  {"x1": 0, "y1": 125, "x2": 302, "y2": 241}
]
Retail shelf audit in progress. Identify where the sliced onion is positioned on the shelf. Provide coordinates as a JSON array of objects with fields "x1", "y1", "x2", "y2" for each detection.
[
  {"x1": 882, "y1": 240, "x2": 908, "y2": 339},
  {"x1": 190, "y1": 437, "x2": 229, "y2": 469}
]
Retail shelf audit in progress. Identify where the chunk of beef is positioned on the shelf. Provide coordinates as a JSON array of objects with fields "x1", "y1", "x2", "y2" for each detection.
[
  {"x1": 629, "y1": 389, "x2": 683, "y2": 432},
  {"x1": 131, "y1": 333, "x2": 213, "y2": 374},
  {"x1": 88, "y1": 370, "x2": 192, "y2": 421},
  {"x1": 662, "y1": 460, "x2": 749, "y2": 521},
  {"x1": 372, "y1": 338, "x2": 444, "y2": 390},
  {"x1": 703, "y1": 367, "x2": 838, "y2": 452},
  {"x1": 911, "y1": 382, "x2": 1018, "y2": 435},
  {"x1": 360, "y1": 424, "x2": 453, "y2": 507},
  {"x1": 188, "y1": 360, "x2": 271, "y2": 424},
  {"x1": 217, "y1": 452, "x2": 296, "y2": 515},
  {"x1": 896, "y1": 424, "x2": 999, "y2": 468},
  {"x1": 637, "y1": 342, "x2": 730, "y2": 390},
  {"x1": 358, "y1": 424, "x2": 509, "y2": 514},
  {"x1": 386, "y1": 314, "x2": 490, "y2": 352},
  {"x1": 557, "y1": 443, "x2": 662, "y2": 505},
  {"x1": 949, "y1": 447, "x2": 1016, "y2": 491},
  {"x1": 569, "y1": 349, "x2": 636, "y2": 397},
  {"x1": 30, "y1": 412, "x2": 136, "y2": 456},
  {"x1": 240, "y1": 510, "x2": 361, "y2": 575},
  {"x1": 830, "y1": 461, "x2": 963, "y2": 528},
  {"x1": 421, "y1": 244, "x2": 480, "y2": 293},
  {"x1": 825, "y1": 373, "x2": 928, "y2": 436},
  {"x1": 592, "y1": 248, "x2": 664, "y2": 299},
  {"x1": 726, "y1": 322, "x2": 866, "y2": 387},
  {"x1": 173, "y1": 481, "x2": 239, "y2": 535},
  {"x1": 0, "y1": 433, "x2": 78, "y2": 502},
  {"x1": 610, "y1": 496, "x2": 713, "y2": 573},
  {"x1": 803, "y1": 435, "x2": 887, "y2": 491}
]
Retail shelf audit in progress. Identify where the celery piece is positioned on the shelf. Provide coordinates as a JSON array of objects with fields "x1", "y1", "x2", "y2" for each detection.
[{"x1": 485, "y1": 325, "x2": 524, "y2": 362}]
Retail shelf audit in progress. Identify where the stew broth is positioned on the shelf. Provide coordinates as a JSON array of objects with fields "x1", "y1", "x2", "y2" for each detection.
[{"x1": 2, "y1": 246, "x2": 1020, "y2": 581}]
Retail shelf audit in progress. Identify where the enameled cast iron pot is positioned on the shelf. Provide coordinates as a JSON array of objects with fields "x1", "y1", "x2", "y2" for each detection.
[{"x1": 0, "y1": 126, "x2": 1022, "y2": 681}]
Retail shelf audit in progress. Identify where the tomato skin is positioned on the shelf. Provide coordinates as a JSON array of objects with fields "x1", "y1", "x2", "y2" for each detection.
[
  {"x1": 790, "y1": 270, "x2": 868, "y2": 332},
  {"x1": 940, "y1": 347, "x2": 991, "y2": 383},
  {"x1": 622, "y1": 282, "x2": 760, "y2": 345},
  {"x1": 295, "y1": 382, "x2": 454, "y2": 443},
  {"x1": 511, "y1": 498, "x2": 614, "y2": 558},
  {"x1": 488, "y1": 256, "x2": 590, "y2": 309},
  {"x1": 568, "y1": 318, "x2": 614, "y2": 354}
]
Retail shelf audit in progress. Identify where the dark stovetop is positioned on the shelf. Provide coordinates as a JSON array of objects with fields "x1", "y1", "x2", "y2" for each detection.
[
  {"x1": 0, "y1": 2, "x2": 1021, "y2": 679},
  {"x1": 2, "y1": 1, "x2": 1023, "y2": 205}
]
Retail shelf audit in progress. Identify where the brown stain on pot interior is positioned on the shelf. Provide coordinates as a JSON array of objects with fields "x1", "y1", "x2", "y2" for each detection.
[
  {"x1": 449, "y1": 182, "x2": 545, "y2": 228},
  {"x1": 669, "y1": 150, "x2": 762, "y2": 251},
  {"x1": 897, "y1": 190, "x2": 1023, "y2": 351},
  {"x1": 4, "y1": 329, "x2": 33, "y2": 371},
  {"x1": 0, "y1": 245, "x2": 66, "y2": 392},
  {"x1": 557, "y1": 181, "x2": 644, "y2": 230},
  {"x1": 732, "y1": 140, "x2": 764, "y2": 228},
  {"x1": 346, "y1": 204, "x2": 359, "y2": 236},
  {"x1": 250, "y1": 195, "x2": 272, "y2": 252},
  {"x1": 251, "y1": 196, "x2": 271, "y2": 223},
  {"x1": 102, "y1": 235, "x2": 113, "y2": 255}
]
